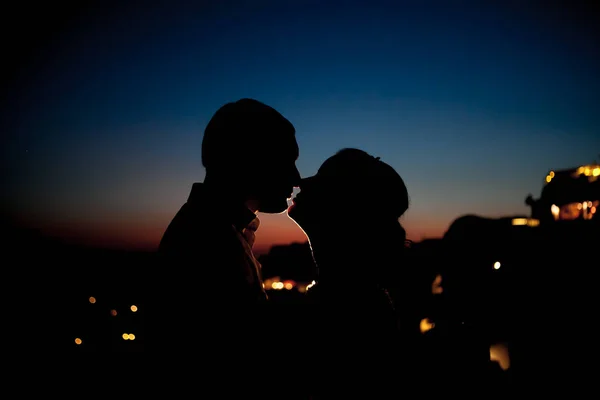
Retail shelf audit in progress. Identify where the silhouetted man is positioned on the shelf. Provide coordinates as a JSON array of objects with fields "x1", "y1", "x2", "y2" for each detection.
[{"x1": 151, "y1": 98, "x2": 300, "y2": 353}]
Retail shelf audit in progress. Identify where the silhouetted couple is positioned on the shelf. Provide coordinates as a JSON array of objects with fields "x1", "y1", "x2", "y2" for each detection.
[{"x1": 153, "y1": 99, "x2": 410, "y2": 389}]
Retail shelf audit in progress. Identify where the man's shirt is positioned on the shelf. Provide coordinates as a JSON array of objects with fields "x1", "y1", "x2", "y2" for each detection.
[{"x1": 150, "y1": 183, "x2": 269, "y2": 352}]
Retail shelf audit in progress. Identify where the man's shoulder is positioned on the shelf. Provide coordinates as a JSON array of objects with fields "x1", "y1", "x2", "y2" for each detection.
[{"x1": 160, "y1": 201, "x2": 238, "y2": 243}]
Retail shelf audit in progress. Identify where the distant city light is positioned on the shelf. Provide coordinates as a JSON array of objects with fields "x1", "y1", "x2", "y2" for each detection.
[
  {"x1": 493, "y1": 261, "x2": 501, "y2": 270},
  {"x1": 263, "y1": 277, "x2": 314, "y2": 292},
  {"x1": 511, "y1": 218, "x2": 539, "y2": 227},
  {"x1": 89, "y1": 297, "x2": 96, "y2": 304},
  {"x1": 122, "y1": 333, "x2": 136, "y2": 340},
  {"x1": 551, "y1": 204, "x2": 560, "y2": 219},
  {"x1": 75, "y1": 338, "x2": 82, "y2": 345},
  {"x1": 575, "y1": 165, "x2": 600, "y2": 180},
  {"x1": 420, "y1": 318, "x2": 435, "y2": 334},
  {"x1": 432, "y1": 274, "x2": 443, "y2": 294},
  {"x1": 110, "y1": 309, "x2": 118, "y2": 316},
  {"x1": 272, "y1": 281, "x2": 284, "y2": 290},
  {"x1": 490, "y1": 343, "x2": 510, "y2": 370},
  {"x1": 130, "y1": 305, "x2": 138, "y2": 312}
]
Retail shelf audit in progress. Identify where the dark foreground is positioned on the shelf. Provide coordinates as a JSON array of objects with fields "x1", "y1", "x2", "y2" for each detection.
[{"x1": 8, "y1": 223, "x2": 598, "y2": 394}]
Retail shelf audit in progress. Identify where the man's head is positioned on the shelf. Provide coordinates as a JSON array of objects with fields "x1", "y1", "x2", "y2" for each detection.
[{"x1": 202, "y1": 98, "x2": 300, "y2": 213}]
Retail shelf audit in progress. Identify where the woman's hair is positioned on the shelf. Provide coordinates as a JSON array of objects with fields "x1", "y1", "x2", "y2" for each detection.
[
  {"x1": 318, "y1": 148, "x2": 409, "y2": 220},
  {"x1": 316, "y1": 148, "x2": 410, "y2": 285}
]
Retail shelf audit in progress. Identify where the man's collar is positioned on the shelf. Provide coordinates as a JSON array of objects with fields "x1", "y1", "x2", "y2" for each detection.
[{"x1": 188, "y1": 182, "x2": 259, "y2": 231}]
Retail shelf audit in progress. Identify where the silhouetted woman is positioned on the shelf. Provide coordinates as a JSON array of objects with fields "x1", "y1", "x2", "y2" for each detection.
[{"x1": 288, "y1": 148, "x2": 410, "y2": 389}]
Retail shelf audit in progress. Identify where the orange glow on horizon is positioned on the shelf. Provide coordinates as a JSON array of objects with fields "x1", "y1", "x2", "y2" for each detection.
[{"x1": 27, "y1": 209, "x2": 446, "y2": 253}]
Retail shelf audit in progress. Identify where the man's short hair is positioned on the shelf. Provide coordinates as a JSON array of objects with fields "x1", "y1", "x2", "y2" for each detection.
[{"x1": 201, "y1": 98, "x2": 296, "y2": 170}]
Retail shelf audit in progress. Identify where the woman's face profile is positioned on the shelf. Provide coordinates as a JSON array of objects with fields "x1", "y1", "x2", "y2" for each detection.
[
  {"x1": 288, "y1": 171, "x2": 354, "y2": 235},
  {"x1": 288, "y1": 175, "x2": 332, "y2": 228},
  {"x1": 288, "y1": 175, "x2": 317, "y2": 228}
]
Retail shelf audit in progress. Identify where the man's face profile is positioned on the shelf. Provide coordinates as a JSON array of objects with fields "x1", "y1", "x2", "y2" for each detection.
[
  {"x1": 201, "y1": 98, "x2": 300, "y2": 213},
  {"x1": 253, "y1": 134, "x2": 300, "y2": 214}
]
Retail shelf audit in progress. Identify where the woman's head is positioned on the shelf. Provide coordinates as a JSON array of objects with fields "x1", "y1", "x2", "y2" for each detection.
[{"x1": 288, "y1": 148, "x2": 409, "y2": 239}]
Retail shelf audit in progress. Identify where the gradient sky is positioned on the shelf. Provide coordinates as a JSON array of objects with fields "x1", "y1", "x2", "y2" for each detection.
[{"x1": 3, "y1": 0, "x2": 599, "y2": 253}]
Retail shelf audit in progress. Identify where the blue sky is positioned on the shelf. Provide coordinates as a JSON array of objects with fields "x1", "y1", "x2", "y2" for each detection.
[{"x1": 3, "y1": 0, "x2": 599, "y2": 250}]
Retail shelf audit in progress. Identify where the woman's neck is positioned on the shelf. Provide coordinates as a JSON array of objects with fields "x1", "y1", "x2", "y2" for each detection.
[{"x1": 310, "y1": 239, "x2": 374, "y2": 283}]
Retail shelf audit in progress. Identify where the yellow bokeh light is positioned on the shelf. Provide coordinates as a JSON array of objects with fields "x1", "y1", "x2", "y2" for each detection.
[
  {"x1": 512, "y1": 218, "x2": 539, "y2": 227},
  {"x1": 528, "y1": 218, "x2": 540, "y2": 227},
  {"x1": 75, "y1": 338, "x2": 82, "y2": 345},
  {"x1": 575, "y1": 164, "x2": 600, "y2": 181},
  {"x1": 122, "y1": 333, "x2": 129, "y2": 340},
  {"x1": 271, "y1": 281, "x2": 284, "y2": 290},
  {"x1": 130, "y1": 305, "x2": 138, "y2": 312},
  {"x1": 431, "y1": 274, "x2": 443, "y2": 294},
  {"x1": 490, "y1": 343, "x2": 510, "y2": 370},
  {"x1": 493, "y1": 261, "x2": 501, "y2": 270},
  {"x1": 420, "y1": 318, "x2": 435, "y2": 334},
  {"x1": 89, "y1": 297, "x2": 96, "y2": 304},
  {"x1": 128, "y1": 334, "x2": 136, "y2": 340}
]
